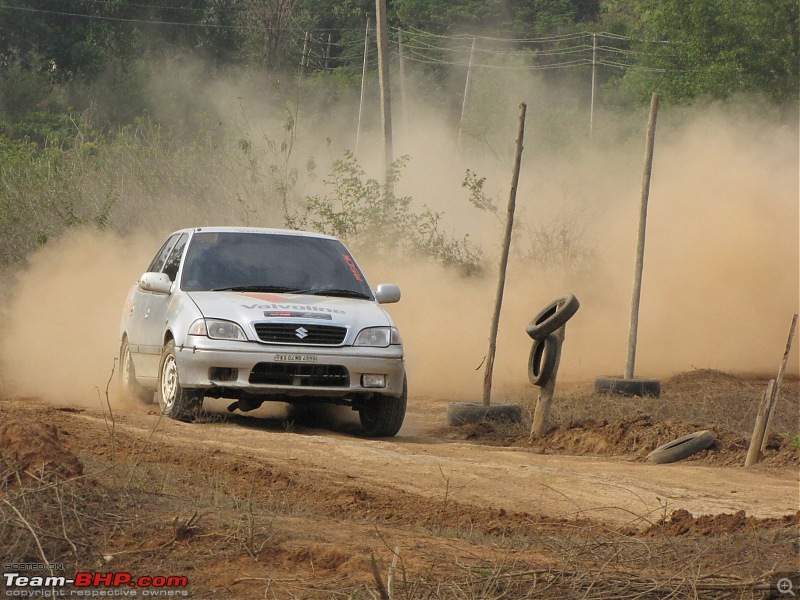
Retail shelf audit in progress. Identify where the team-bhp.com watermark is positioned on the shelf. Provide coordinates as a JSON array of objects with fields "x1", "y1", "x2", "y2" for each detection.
[{"x1": 3, "y1": 565, "x2": 189, "y2": 597}]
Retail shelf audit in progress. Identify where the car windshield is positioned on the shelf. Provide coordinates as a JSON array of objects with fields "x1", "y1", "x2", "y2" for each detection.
[{"x1": 180, "y1": 232, "x2": 374, "y2": 299}]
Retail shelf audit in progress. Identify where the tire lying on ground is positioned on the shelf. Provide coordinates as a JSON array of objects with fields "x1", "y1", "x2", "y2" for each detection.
[
  {"x1": 594, "y1": 375, "x2": 661, "y2": 398},
  {"x1": 525, "y1": 294, "x2": 580, "y2": 340},
  {"x1": 447, "y1": 402, "x2": 523, "y2": 426},
  {"x1": 528, "y1": 334, "x2": 561, "y2": 387},
  {"x1": 647, "y1": 430, "x2": 715, "y2": 464}
]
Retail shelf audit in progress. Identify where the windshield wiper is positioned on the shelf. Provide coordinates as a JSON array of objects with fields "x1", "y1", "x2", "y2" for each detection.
[
  {"x1": 211, "y1": 285, "x2": 306, "y2": 293},
  {"x1": 312, "y1": 288, "x2": 373, "y2": 300}
]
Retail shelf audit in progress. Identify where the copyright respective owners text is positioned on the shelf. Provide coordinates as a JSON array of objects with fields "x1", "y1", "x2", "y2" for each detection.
[{"x1": 3, "y1": 565, "x2": 189, "y2": 597}]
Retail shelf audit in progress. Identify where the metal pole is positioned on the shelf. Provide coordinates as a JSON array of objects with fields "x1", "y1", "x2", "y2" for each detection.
[
  {"x1": 483, "y1": 103, "x2": 527, "y2": 406},
  {"x1": 355, "y1": 18, "x2": 370, "y2": 157},
  {"x1": 375, "y1": 0, "x2": 394, "y2": 182},
  {"x1": 457, "y1": 36, "x2": 476, "y2": 151},
  {"x1": 398, "y1": 29, "x2": 409, "y2": 137},
  {"x1": 590, "y1": 33, "x2": 597, "y2": 136},
  {"x1": 625, "y1": 92, "x2": 660, "y2": 380}
]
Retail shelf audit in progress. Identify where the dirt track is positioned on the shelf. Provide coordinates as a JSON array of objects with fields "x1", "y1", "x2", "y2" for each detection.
[
  {"x1": 3, "y1": 389, "x2": 799, "y2": 598},
  {"x1": 54, "y1": 396, "x2": 800, "y2": 524}
]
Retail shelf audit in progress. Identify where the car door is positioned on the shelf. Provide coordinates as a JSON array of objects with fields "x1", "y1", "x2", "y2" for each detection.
[
  {"x1": 137, "y1": 233, "x2": 190, "y2": 379},
  {"x1": 125, "y1": 233, "x2": 179, "y2": 358}
]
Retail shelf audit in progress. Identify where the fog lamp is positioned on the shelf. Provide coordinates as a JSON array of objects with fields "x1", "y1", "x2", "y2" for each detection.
[{"x1": 361, "y1": 374, "x2": 386, "y2": 388}]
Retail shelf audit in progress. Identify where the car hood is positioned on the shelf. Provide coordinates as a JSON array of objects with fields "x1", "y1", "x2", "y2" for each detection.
[{"x1": 186, "y1": 291, "x2": 393, "y2": 338}]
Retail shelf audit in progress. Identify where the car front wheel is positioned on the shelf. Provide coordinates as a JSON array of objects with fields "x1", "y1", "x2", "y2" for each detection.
[
  {"x1": 157, "y1": 340, "x2": 203, "y2": 421},
  {"x1": 359, "y1": 376, "x2": 407, "y2": 437}
]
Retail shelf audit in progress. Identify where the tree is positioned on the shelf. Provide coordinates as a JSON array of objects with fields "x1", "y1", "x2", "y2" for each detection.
[{"x1": 617, "y1": 0, "x2": 799, "y2": 103}]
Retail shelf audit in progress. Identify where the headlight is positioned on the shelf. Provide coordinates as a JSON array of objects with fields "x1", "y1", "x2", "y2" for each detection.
[
  {"x1": 188, "y1": 318, "x2": 247, "y2": 341},
  {"x1": 354, "y1": 327, "x2": 401, "y2": 347}
]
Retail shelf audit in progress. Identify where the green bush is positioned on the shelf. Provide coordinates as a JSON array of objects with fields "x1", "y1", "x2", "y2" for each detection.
[{"x1": 286, "y1": 151, "x2": 484, "y2": 275}]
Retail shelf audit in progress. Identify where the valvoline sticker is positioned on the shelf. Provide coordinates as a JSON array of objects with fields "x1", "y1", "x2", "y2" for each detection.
[{"x1": 238, "y1": 293, "x2": 346, "y2": 315}]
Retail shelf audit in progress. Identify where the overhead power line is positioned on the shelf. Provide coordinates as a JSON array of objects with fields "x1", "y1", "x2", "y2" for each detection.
[{"x1": 0, "y1": 4, "x2": 240, "y2": 27}]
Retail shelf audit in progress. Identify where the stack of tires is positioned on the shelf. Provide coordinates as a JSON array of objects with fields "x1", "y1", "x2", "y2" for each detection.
[
  {"x1": 446, "y1": 294, "x2": 581, "y2": 427},
  {"x1": 525, "y1": 295, "x2": 580, "y2": 387}
]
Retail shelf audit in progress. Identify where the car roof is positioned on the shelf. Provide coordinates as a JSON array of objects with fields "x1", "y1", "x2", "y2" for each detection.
[{"x1": 169, "y1": 226, "x2": 338, "y2": 241}]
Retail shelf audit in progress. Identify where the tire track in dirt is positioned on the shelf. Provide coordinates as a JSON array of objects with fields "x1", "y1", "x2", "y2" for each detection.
[{"x1": 68, "y1": 408, "x2": 799, "y2": 525}]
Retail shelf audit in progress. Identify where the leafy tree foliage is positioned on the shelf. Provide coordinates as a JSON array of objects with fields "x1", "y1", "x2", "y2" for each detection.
[
  {"x1": 393, "y1": 0, "x2": 599, "y2": 35},
  {"x1": 609, "y1": 0, "x2": 799, "y2": 103}
]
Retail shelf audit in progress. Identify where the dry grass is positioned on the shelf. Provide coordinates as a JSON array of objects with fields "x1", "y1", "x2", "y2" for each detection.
[{"x1": 1, "y1": 369, "x2": 798, "y2": 599}]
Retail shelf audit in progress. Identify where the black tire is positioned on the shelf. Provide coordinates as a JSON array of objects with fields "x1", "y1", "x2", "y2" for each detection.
[
  {"x1": 119, "y1": 338, "x2": 153, "y2": 405},
  {"x1": 359, "y1": 376, "x2": 407, "y2": 437},
  {"x1": 647, "y1": 430, "x2": 715, "y2": 464},
  {"x1": 594, "y1": 376, "x2": 661, "y2": 398},
  {"x1": 157, "y1": 340, "x2": 204, "y2": 422},
  {"x1": 526, "y1": 294, "x2": 580, "y2": 340},
  {"x1": 447, "y1": 402, "x2": 523, "y2": 426},
  {"x1": 528, "y1": 334, "x2": 561, "y2": 387}
]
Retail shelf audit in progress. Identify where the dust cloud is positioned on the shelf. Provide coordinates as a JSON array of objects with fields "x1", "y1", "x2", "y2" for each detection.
[
  {"x1": 0, "y1": 230, "x2": 161, "y2": 405},
  {"x1": 0, "y1": 64, "x2": 797, "y2": 406},
  {"x1": 365, "y1": 104, "x2": 800, "y2": 401}
]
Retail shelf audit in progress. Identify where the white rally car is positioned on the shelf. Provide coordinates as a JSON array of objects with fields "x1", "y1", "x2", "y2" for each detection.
[{"x1": 119, "y1": 227, "x2": 406, "y2": 437}]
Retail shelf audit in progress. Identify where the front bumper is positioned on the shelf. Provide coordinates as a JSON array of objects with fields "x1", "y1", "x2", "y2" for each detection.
[{"x1": 174, "y1": 337, "x2": 405, "y2": 399}]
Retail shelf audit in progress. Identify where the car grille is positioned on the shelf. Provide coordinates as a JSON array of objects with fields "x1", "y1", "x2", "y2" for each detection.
[
  {"x1": 253, "y1": 323, "x2": 347, "y2": 345},
  {"x1": 249, "y1": 362, "x2": 350, "y2": 387}
]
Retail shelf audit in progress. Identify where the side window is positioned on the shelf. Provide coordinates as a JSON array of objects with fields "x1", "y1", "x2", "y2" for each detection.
[
  {"x1": 147, "y1": 235, "x2": 179, "y2": 273},
  {"x1": 162, "y1": 234, "x2": 188, "y2": 282}
]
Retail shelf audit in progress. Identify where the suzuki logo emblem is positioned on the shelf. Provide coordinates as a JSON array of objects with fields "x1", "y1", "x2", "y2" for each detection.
[{"x1": 295, "y1": 327, "x2": 309, "y2": 339}]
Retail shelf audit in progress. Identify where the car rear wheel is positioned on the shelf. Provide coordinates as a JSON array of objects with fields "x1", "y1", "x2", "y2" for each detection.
[
  {"x1": 157, "y1": 340, "x2": 203, "y2": 421},
  {"x1": 359, "y1": 376, "x2": 407, "y2": 437},
  {"x1": 119, "y1": 338, "x2": 153, "y2": 405}
]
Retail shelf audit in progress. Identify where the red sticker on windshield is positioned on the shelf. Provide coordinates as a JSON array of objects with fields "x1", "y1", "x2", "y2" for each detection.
[{"x1": 343, "y1": 254, "x2": 364, "y2": 281}]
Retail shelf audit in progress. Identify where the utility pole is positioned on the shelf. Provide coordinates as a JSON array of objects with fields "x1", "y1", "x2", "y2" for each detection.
[
  {"x1": 324, "y1": 33, "x2": 332, "y2": 75},
  {"x1": 590, "y1": 33, "x2": 597, "y2": 136},
  {"x1": 300, "y1": 31, "x2": 310, "y2": 76},
  {"x1": 355, "y1": 18, "x2": 370, "y2": 157},
  {"x1": 375, "y1": 0, "x2": 394, "y2": 184},
  {"x1": 457, "y1": 36, "x2": 476, "y2": 151},
  {"x1": 398, "y1": 29, "x2": 409, "y2": 137}
]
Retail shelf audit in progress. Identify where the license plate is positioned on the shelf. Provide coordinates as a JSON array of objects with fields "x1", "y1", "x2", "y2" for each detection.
[{"x1": 274, "y1": 354, "x2": 318, "y2": 363}]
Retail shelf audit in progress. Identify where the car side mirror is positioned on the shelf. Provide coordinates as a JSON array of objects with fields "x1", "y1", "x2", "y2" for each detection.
[
  {"x1": 138, "y1": 272, "x2": 173, "y2": 295},
  {"x1": 374, "y1": 284, "x2": 401, "y2": 304}
]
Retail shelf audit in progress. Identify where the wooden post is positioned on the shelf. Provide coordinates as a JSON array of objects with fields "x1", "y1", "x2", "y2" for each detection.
[
  {"x1": 530, "y1": 325, "x2": 565, "y2": 440},
  {"x1": 457, "y1": 36, "x2": 477, "y2": 151},
  {"x1": 760, "y1": 313, "x2": 798, "y2": 453},
  {"x1": 746, "y1": 379, "x2": 775, "y2": 466},
  {"x1": 482, "y1": 103, "x2": 527, "y2": 406},
  {"x1": 375, "y1": 0, "x2": 394, "y2": 184},
  {"x1": 355, "y1": 18, "x2": 370, "y2": 157},
  {"x1": 625, "y1": 92, "x2": 660, "y2": 380}
]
